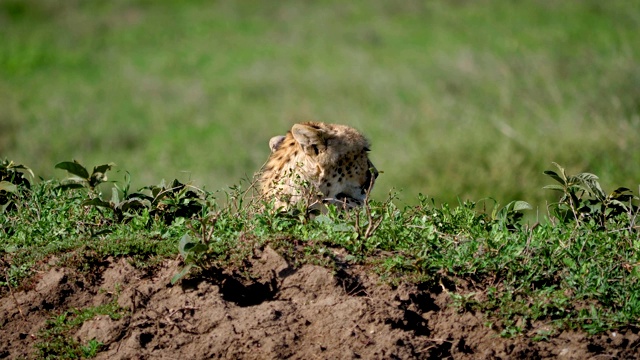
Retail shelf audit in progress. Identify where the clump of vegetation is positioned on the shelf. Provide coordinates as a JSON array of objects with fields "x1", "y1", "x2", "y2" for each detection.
[
  {"x1": 2, "y1": 159, "x2": 640, "y2": 352},
  {"x1": 55, "y1": 161, "x2": 114, "y2": 192},
  {"x1": 544, "y1": 162, "x2": 638, "y2": 229},
  {"x1": 0, "y1": 159, "x2": 33, "y2": 213},
  {"x1": 35, "y1": 297, "x2": 127, "y2": 359},
  {"x1": 56, "y1": 160, "x2": 206, "y2": 225}
]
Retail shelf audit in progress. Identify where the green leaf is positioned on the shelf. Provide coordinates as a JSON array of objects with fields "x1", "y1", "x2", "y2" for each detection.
[
  {"x1": 89, "y1": 173, "x2": 107, "y2": 188},
  {"x1": 118, "y1": 198, "x2": 151, "y2": 213},
  {"x1": 181, "y1": 242, "x2": 208, "y2": 256},
  {"x1": 178, "y1": 234, "x2": 197, "y2": 258},
  {"x1": 610, "y1": 187, "x2": 634, "y2": 201},
  {"x1": 572, "y1": 173, "x2": 605, "y2": 200},
  {"x1": 81, "y1": 339, "x2": 103, "y2": 357},
  {"x1": 563, "y1": 257, "x2": 576, "y2": 267},
  {"x1": 89, "y1": 163, "x2": 115, "y2": 187},
  {"x1": 543, "y1": 170, "x2": 565, "y2": 186},
  {"x1": 125, "y1": 192, "x2": 154, "y2": 202},
  {"x1": 93, "y1": 163, "x2": 114, "y2": 176},
  {"x1": 608, "y1": 199, "x2": 629, "y2": 210},
  {"x1": 0, "y1": 181, "x2": 17, "y2": 193},
  {"x1": 0, "y1": 202, "x2": 10, "y2": 214},
  {"x1": 573, "y1": 172, "x2": 599, "y2": 183},
  {"x1": 111, "y1": 188, "x2": 120, "y2": 205},
  {"x1": 512, "y1": 200, "x2": 532, "y2": 211},
  {"x1": 611, "y1": 187, "x2": 631, "y2": 194},
  {"x1": 171, "y1": 178, "x2": 185, "y2": 190},
  {"x1": 314, "y1": 214, "x2": 333, "y2": 224},
  {"x1": 82, "y1": 198, "x2": 113, "y2": 209},
  {"x1": 9, "y1": 164, "x2": 34, "y2": 179},
  {"x1": 551, "y1": 162, "x2": 566, "y2": 176},
  {"x1": 55, "y1": 161, "x2": 89, "y2": 180},
  {"x1": 543, "y1": 184, "x2": 566, "y2": 192},
  {"x1": 171, "y1": 264, "x2": 194, "y2": 285},
  {"x1": 190, "y1": 243, "x2": 209, "y2": 254}
]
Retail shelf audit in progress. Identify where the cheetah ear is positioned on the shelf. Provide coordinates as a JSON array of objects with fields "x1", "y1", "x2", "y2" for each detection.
[
  {"x1": 291, "y1": 124, "x2": 326, "y2": 156},
  {"x1": 269, "y1": 135, "x2": 286, "y2": 153}
]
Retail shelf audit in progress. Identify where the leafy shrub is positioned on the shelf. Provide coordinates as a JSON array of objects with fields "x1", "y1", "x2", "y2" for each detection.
[
  {"x1": 0, "y1": 159, "x2": 33, "y2": 213},
  {"x1": 544, "y1": 162, "x2": 639, "y2": 229},
  {"x1": 55, "y1": 160, "x2": 206, "y2": 225},
  {"x1": 55, "y1": 160, "x2": 113, "y2": 191}
]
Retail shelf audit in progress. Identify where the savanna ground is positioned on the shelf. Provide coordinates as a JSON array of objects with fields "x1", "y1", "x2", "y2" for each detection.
[
  {"x1": 2, "y1": 0, "x2": 640, "y2": 359},
  {"x1": 1, "y1": 160, "x2": 639, "y2": 359}
]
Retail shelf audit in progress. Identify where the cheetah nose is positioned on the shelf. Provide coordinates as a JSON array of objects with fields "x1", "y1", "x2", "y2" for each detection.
[
  {"x1": 362, "y1": 167, "x2": 378, "y2": 192},
  {"x1": 368, "y1": 161, "x2": 379, "y2": 179}
]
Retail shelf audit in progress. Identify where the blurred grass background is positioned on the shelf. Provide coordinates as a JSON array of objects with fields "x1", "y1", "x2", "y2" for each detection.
[{"x1": 1, "y1": 0, "x2": 639, "y2": 213}]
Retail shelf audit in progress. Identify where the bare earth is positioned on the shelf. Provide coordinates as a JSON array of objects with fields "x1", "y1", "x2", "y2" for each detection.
[{"x1": 1, "y1": 246, "x2": 638, "y2": 359}]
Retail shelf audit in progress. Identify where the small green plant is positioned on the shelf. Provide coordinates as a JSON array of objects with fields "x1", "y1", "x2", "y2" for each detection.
[
  {"x1": 0, "y1": 159, "x2": 33, "y2": 213},
  {"x1": 487, "y1": 199, "x2": 533, "y2": 230},
  {"x1": 544, "y1": 162, "x2": 638, "y2": 228},
  {"x1": 171, "y1": 232, "x2": 210, "y2": 284},
  {"x1": 170, "y1": 186, "x2": 253, "y2": 285},
  {"x1": 449, "y1": 291, "x2": 479, "y2": 312},
  {"x1": 136, "y1": 179, "x2": 206, "y2": 224},
  {"x1": 55, "y1": 160, "x2": 205, "y2": 225},
  {"x1": 35, "y1": 297, "x2": 127, "y2": 359},
  {"x1": 85, "y1": 178, "x2": 206, "y2": 224},
  {"x1": 55, "y1": 160, "x2": 114, "y2": 192},
  {"x1": 0, "y1": 159, "x2": 33, "y2": 187}
]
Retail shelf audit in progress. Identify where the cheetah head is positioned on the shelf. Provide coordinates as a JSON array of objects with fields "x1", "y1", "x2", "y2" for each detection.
[{"x1": 261, "y1": 122, "x2": 378, "y2": 210}]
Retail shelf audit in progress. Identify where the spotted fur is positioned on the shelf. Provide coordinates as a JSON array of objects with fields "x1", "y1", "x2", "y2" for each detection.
[{"x1": 260, "y1": 122, "x2": 378, "y2": 210}]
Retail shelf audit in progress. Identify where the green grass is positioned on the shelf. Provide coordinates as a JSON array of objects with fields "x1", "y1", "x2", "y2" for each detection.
[
  {"x1": 1, "y1": 0, "x2": 639, "y2": 210},
  {"x1": 35, "y1": 297, "x2": 127, "y2": 359},
  {"x1": 2, "y1": 160, "x2": 639, "y2": 341}
]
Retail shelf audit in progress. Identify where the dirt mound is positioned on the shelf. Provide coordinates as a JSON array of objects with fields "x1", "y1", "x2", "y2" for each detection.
[{"x1": 1, "y1": 247, "x2": 639, "y2": 359}]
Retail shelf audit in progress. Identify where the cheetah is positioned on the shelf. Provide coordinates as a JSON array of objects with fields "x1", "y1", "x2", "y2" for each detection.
[{"x1": 259, "y1": 122, "x2": 378, "y2": 211}]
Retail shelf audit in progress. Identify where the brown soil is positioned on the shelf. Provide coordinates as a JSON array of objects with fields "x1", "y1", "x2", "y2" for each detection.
[{"x1": 1, "y1": 246, "x2": 639, "y2": 359}]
